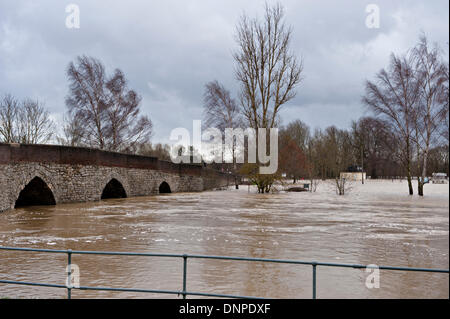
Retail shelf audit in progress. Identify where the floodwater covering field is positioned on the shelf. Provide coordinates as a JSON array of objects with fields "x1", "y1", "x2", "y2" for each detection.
[{"x1": 0, "y1": 179, "x2": 448, "y2": 299}]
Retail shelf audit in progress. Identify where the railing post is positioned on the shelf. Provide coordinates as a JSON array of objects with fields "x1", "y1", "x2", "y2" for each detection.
[
  {"x1": 312, "y1": 262, "x2": 317, "y2": 299},
  {"x1": 67, "y1": 249, "x2": 72, "y2": 299},
  {"x1": 182, "y1": 254, "x2": 187, "y2": 299}
]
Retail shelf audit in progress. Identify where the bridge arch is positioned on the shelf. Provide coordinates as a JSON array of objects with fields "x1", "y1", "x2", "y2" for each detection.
[
  {"x1": 101, "y1": 178, "x2": 127, "y2": 199},
  {"x1": 15, "y1": 176, "x2": 56, "y2": 208},
  {"x1": 159, "y1": 181, "x2": 171, "y2": 194}
]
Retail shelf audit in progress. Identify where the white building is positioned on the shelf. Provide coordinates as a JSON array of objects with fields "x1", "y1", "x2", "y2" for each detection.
[
  {"x1": 432, "y1": 173, "x2": 448, "y2": 184},
  {"x1": 340, "y1": 172, "x2": 366, "y2": 181}
]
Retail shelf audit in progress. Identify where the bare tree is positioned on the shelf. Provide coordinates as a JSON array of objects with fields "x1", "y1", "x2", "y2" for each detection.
[
  {"x1": 279, "y1": 135, "x2": 307, "y2": 183},
  {"x1": 440, "y1": 62, "x2": 449, "y2": 145},
  {"x1": 57, "y1": 112, "x2": 86, "y2": 147},
  {"x1": 66, "y1": 55, "x2": 152, "y2": 152},
  {"x1": 281, "y1": 120, "x2": 310, "y2": 151},
  {"x1": 0, "y1": 95, "x2": 54, "y2": 144},
  {"x1": 350, "y1": 119, "x2": 369, "y2": 184},
  {"x1": 203, "y1": 80, "x2": 242, "y2": 131},
  {"x1": 234, "y1": 3, "x2": 303, "y2": 130},
  {"x1": 334, "y1": 176, "x2": 353, "y2": 196},
  {"x1": 0, "y1": 94, "x2": 20, "y2": 143},
  {"x1": 105, "y1": 69, "x2": 153, "y2": 152},
  {"x1": 203, "y1": 80, "x2": 243, "y2": 172},
  {"x1": 352, "y1": 117, "x2": 398, "y2": 179},
  {"x1": 363, "y1": 53, "x2": 421, "y2": 195},
  {"x1": 324, "y1": 126, "x2": 353, "y2": 195},
  {"x1": 305, "y1": 132, "x2": 320, "y2": 191},
  {"x1": 411, "y1": 36, "x2": 449, "y2": 196},
  {"x1": 18, "y1": 99, "x2": 54, "y2": 144},
  {"x1": 233, "y1": 3, "x2": 303, "y2": 193},
  {"x1": 279, "y1": 120, "x2": 311, "y2": 183},
  {"x1": 66, "y1": 56, "x2": 107, "y2": 149}
]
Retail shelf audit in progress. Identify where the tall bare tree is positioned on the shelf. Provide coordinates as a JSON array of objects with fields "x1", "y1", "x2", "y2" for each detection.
[
  {"x1": 411, "y1": 36, "x2": 449, "y2": 196},
  {"x1": 234, "y1": 3, "x2": 303, "y2": 130},
  {"x1": 363, "y1": 53, "x2": 421, "y2": 195},
  {"x1": 66, "y1": 56, "x2": 107, "y2": 149},
  {"x1": 234, "y1": 3, "x2": 303, "y2": 193},
  {"x1": 440, "y1": 62, "x2": 449, "y2": 145},
  {"x1": 66, "y1": 55, "x2": 152, "y2": 152}
]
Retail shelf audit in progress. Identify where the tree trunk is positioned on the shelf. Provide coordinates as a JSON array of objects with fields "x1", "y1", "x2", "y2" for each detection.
[
  {"x1": 419, "y1": 149, "x2": 428, "y2": 196},
  {"x1": 406, "y1": 141, "x2": 413, "y2": 195},
  {"x1": 361, "y1": 146, "x2": 365, "y2": 184},
  {"x1": 407, "y1": 169, "x2": 413, "y2": 195},
  {"x1": 418, "y1": 180, "x2": 424, "y2": 196}
]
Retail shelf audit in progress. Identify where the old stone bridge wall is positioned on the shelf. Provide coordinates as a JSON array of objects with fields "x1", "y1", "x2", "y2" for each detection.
[{"x1": 0, "y1": 143, "x2": 232, "y2": 212}]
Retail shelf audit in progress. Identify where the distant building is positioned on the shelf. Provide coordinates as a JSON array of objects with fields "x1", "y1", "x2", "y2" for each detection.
[
  {"x1": 432, "y1": 173, "x2": 448, "y2": 184},
  {"x1": 340, "y1": 165, "x2": 366, "y2": 181}
]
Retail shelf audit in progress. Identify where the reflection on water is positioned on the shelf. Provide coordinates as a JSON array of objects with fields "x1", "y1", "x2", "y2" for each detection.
[{"x1": 0, "y1": 180, "x2": 448, "y2": 298}]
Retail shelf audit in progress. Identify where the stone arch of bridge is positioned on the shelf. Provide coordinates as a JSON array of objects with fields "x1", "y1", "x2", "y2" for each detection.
[
  {"x1": 14, "y1": 176, "x2": 56, "y2": 208},
  {"x1": 158, "y1": 181, "x2": 171, "y2": 194},
  {"x1": 100, "y1": 173, "x2": 129, "y2": 200},
  {"x1": 101, "y1": 178, "x2": 127, "y2": 199}
]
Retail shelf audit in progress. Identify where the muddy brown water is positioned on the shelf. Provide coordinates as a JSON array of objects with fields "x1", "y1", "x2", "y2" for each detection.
[{"x1": 0, "y1": 180, "x2": 448, "y2": 298}]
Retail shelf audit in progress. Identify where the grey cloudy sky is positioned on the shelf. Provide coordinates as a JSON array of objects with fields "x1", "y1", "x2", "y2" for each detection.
[{"x1": 0, "y1": 0, "x2": 448, "y2": 143}]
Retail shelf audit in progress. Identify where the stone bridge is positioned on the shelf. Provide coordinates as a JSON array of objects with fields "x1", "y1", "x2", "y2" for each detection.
[{"x1": 0, "y1": 143, "x2": 234, "y2": 212}]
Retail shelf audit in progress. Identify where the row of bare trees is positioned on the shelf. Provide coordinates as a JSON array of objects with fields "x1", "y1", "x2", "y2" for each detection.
[
  {"x1": 201, "y1": 4, "x2": 449, "y2": 196},
  {"x1": 0, "y1": 95, "x2": 54, "y2": 144},
  {"x1": 278, "y1": 109, "x2": 448, "y2": 196},
  {"x1": 278, "y1": 121, "x2": 356, "y2": 195},
  {"x1": 363, "y1": 36, "x2": 449, "y2": 196}
]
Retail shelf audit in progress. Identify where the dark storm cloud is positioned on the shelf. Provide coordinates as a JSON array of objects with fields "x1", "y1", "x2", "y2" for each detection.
[{"x1": 0, "y1": 0, "x2": 448, "y2": 143}]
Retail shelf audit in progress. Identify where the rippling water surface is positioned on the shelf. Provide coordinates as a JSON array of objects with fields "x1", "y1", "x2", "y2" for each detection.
[{"x1": 0, "y1": 180, "x2": 448, "y2": 298}]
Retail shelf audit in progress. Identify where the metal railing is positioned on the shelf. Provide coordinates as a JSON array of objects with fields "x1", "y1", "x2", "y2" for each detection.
[{"x1": 0, "y1": 246, "x2": 448, "y2": 299}]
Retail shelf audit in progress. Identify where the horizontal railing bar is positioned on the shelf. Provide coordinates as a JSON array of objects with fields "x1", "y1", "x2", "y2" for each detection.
[
  {"x1": 375, "y1": 266, "x2": 449, "y2": 273},
  {"x1": 1, "y1": 246, "x2": 448, "y2": 273},
  {"x1": 0, "y1": 246, "x2": 69, "y2": 254},
  {"x1": 0, "y1": 279, "x2": 263, "y2": 299},
  {"x1": 0, "y1": 246, "x2": 185, "y2": 258},
  {"x1": 180, "y1": 291, "x2": 265, "y2": 299},
  {"x1": 77, "y1": 286, "x2": 186, "y2": 295},
  {"x1": 78, "y1": 286, "x2": 263, "y2": 299},
  {"x1": 0, "y1": 279, "x2": 67, "y2": 289},
  {"x1": 315, "y1": 262, "x2": 450, "y2": 273},
  {"x1": 187, "y1": 254, "x2": 313, "y2": 265}
]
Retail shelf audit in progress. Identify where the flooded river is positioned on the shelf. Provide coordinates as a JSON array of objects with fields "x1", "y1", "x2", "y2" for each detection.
[{"x1": 0, "y1": 180, "x2": 448, "y2": 299}]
